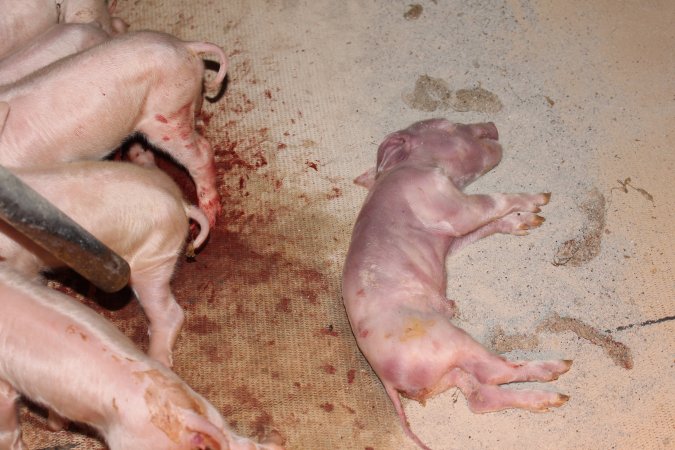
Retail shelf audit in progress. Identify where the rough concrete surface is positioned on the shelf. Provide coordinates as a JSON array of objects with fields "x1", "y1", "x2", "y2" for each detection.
[{"x1": 18, "y1": 0, "x2": 673, "y2": 449}]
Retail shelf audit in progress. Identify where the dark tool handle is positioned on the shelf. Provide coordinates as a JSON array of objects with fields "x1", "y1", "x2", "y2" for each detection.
[{"x1": 0, "y1": 165, "x2": 130, "y2": 292}]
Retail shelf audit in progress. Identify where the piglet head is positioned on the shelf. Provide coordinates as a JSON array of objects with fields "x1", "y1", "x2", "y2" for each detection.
[{"x1": 374, "y1": 118, "x2": 503, "y2": 189}]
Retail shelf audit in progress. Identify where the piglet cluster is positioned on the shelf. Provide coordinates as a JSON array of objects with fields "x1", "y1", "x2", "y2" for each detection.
[{"x1": 0, "y1": 1, "x2": 282, "y2": 449}]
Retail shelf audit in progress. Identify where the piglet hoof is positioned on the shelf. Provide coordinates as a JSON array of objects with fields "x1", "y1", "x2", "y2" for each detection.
[
  {"x1": 556, "y1": 393, "x2": 570, "y2": 405},
  {"x1": 538, "y1": 393, "x2": 571, "y2": 412},
  {"x1": 541, "y1": 192, "x2": 551, "y2": 205},
  {"x1": 499, "y1": 212, "x2": 546, "y2": 236},
  {"x1": 546, "y1": 359, "x2": 573, "y2": 380},
  {"x1": 519, "y1": 192, "x2": 551, "y2": 214}
]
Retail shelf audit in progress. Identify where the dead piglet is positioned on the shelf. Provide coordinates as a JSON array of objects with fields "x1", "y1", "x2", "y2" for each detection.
[
  {"x1": 342, "y1": 119, "x2": 571, "y2": 449},
  {"x1": 0, "y1": 0, "x2": 124, "y2": 59},
  {"x1": 0, "y1": 161, "x2": 210, "y2": 368},
  {"x1": 0, "y1": 23, "x2": 108, "y2": 86},
  {"x1": 0, "y1": 30, "x2": 227, "y2": 226},
  {"x1": 0, "y1": 265, "x2": 285, "y2": 450}
]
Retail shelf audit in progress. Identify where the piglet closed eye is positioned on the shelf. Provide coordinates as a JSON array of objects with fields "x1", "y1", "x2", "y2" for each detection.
[{"x1": 342, "y1": 119, "x2": 570, "y2": 449}]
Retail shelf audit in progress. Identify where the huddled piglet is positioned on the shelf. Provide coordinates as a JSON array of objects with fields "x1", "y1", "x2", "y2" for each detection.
[
  {"x1": 0, "y1": 23, "x2": 109, "y2": 86},
  {"x1": 0, "y1": 160, "x2": 209, "y2": 369},
  {"x1": 0, "y1": 264, "x2": 285, "y2": 450},
  {"x1": 0, "y1": 30, "x2": 228, "y2": 226},
  {"x1": 342, "y1": 119, "x2": 572, "y2": 449},
  {"x1": 0, "y1": 0, "x2": 125, "y2": 59}
]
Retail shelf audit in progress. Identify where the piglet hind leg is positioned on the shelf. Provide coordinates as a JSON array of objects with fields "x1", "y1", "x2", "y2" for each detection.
[
  {"x1": 140, "y1": 109, "x2": 221, "y2": 227},
  {"x1": 131, "y1": 266, "x2": 185, "y2": 368},
  {"x1": 437, "y1": 331, "x2": 572, "y2": 412},
  {"x1": 449, "y1": 368, "x2": 570, "y2": 413},
  {"x1": 0, "y1": 380, "x2": 24, "y2": 450}
]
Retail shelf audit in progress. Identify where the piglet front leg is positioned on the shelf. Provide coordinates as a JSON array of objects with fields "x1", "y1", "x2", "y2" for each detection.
[
  {"x1": 424, "y1": 191, "x2": 550, "y2": 237},
  {"x1": 449, "y1": 209, "x2": 548, "y2": 254}
]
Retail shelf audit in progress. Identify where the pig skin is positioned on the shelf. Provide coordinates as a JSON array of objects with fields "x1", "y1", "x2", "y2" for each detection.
[
  {"x1": 0, "y1": 265, "x2": 284, "y2": 450},
  {"x1": 0, "y1": 30, "x2": 228, "y2": 227},
  {"x1": 0, "y1": 160, "x2": 209, "y2": 369},
  {"x1": 0, "y1": 0, "x2": 124, "y2": 59},
  {"x1": 0, "y1": 23, "x2": 109, "y2": 86},
  {"x1": 342, "y1": 119, "x2": 572, "y2": 449}
]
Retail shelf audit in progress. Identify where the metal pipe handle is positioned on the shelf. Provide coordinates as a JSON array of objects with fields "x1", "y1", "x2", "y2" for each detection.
[{"x1": 0, "y1": 164, "x2": 130, "y2": 293}]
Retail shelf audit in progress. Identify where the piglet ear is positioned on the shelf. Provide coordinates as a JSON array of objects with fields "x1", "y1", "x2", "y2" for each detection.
[
  {"x1": 108, "y1": 0, "x2": 118, "y2": 14},
  {"x1": 376, "y1": 133, "x2": 411, "y2": 174},
  {"x1": 0, "y1": 102, "x2": 9, "y2": 134},
  {"x1": 180, "y1": 410, "x2": 227, "y2": 450},
  {"x1": 353, "y1": 166, "x2": 377, "y2": 189}
]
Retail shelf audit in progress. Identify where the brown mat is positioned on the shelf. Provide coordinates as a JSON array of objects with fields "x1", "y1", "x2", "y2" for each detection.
[{"x1": 20, "y1": 0, "x2": 674, "y2": 449}]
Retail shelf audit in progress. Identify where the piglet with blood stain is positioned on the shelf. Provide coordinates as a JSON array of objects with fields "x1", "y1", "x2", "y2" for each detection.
[{"x1": 0, "y1": 30, "x2": 227, "y2": 226}]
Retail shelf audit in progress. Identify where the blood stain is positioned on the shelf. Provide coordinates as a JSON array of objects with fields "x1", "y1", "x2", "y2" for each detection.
[
  {"x1": 320, "y1": 403, "x2": 334, "y2": 412},
  {"x1": 321, "y1": 363, "x2": 337, "y2": 374}
]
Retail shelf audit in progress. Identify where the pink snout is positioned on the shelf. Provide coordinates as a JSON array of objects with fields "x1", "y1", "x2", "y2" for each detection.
[{"x1": 467, "y1": 122, "x2": 499, "y2": 141}]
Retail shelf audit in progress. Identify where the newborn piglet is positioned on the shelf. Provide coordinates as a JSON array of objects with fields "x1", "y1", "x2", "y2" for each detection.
[
  {"x1": 0, "y1": 161, "x2": 208, "y2": 368},
  {"x1": 0, "y1": 265, "x2": 284, "y2": 450},
  {"x1": 0, "y1": 0, "x2": 125, "y2": 59},
  {"x1": 0, "y1": 23, "x2": 108, "y2": 86},
  {"x1": 0, "y1": 30, "x2": 228, "y2": 226},
  {"x1": 342, "y1": 119, "x2": 571, "y2": 449}
]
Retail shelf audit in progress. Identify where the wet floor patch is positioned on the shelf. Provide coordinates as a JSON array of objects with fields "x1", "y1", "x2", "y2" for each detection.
[
  {"x1": 553, "y1": 188, "x2": 606, "y2": 266},
  {"x1": 488, "y1": 326, "x2": 540, "y2": 353},
  {"x1": 402, "y1": 74, "x2": 503, "y2": 113},
  {"x1": 537, "y1": 314, "x2": 633, "y2": 370},
  {"x1": 404, "y1": 4, "x2": 423, "y2": 20}
]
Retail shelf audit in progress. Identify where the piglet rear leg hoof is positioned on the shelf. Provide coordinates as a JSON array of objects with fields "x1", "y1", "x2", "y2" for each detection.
[
  {"x1": 454, "y1": 370, "x2": 570, "y2": 413},
  {"x1": 466, "y1": 384, "x2": 570, "y2": 413},
  {"x1": 514, "y1": 192, "x2": 551, "y2": 213}
]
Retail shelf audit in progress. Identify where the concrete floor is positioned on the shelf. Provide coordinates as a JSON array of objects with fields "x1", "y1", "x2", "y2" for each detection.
[{"x1": 21, "y1": 0, "x2": 673, "y2": 449}]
